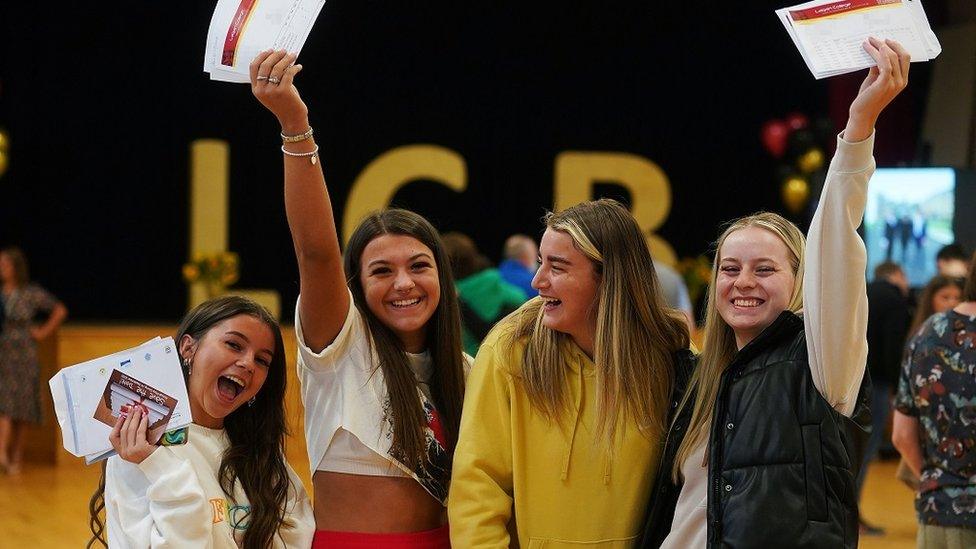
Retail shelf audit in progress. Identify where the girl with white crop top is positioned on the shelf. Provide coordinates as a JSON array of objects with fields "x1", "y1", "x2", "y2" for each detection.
[
  {"x1": 88, "y1": 296, "x2": 314, "y2": 548},
  {"x1": 249, "y1": 50, "x2": 469, "y2": 548}
]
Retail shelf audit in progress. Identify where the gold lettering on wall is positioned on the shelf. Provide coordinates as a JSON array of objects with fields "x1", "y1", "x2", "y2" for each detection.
[
  {"x1": 188, "y1": 140, "x2": 281, "y2": 317},
  {"x1": 554, "y1": 151, "x2": 677, "y2": 267},
  {"x1": 189, "y1": 140, "x2": 230, "y2": 308},
  {"x1": 343, "y1": 145, "x2": 467, "y2": 244}
]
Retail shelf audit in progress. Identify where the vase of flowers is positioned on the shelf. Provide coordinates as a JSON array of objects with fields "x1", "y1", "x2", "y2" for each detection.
[{"x1": 182, "y1": 252, "x2": 240, "y2": 299}]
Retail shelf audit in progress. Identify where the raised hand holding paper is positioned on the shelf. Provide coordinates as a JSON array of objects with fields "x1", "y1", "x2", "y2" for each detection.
[
  {"x1": 776, "y1": 0, "x2": 940, "y2": 79},
  {"x1": 204, "y1": 0, "x2": 327, "y2": 83}
]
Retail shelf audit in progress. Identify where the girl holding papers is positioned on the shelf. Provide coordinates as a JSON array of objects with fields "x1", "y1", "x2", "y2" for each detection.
[
  {"x1": 249, "y1": 50, "x2": 468, "y2": 548},
  {"x1": 89, "y1": 296, "x2": 314, "y2": 548},
  {"x1": 641, "y1": 38, "x2": 911, "y2": 548}
]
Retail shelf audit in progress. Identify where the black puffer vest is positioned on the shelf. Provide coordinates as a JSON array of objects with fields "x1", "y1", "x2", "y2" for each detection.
[{"x1": 641, "y1": 311, "x2": 871, "y2": 548}]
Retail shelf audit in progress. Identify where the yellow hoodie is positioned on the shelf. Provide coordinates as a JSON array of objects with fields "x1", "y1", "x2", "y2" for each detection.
[{"x1": 448, "y1": 324, "x2": 663, "y2": 548}]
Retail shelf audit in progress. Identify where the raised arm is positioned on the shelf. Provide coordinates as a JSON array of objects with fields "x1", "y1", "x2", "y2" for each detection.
[
  {"x1": 804, "y1": 38, "x2": 910, "y2": 416},
  {"x1": 250, "y1": 50, "x2": 350, "y2": 352}
]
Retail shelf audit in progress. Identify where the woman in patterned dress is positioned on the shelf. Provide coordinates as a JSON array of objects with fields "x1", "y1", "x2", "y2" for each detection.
[{"x1": 0, "y1": 247, "x2": 67, "y2": 474}]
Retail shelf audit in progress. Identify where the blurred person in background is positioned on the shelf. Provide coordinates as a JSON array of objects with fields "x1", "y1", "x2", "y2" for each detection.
[
  {"x1": 911, "y1": 208, "x2": 927, "y2": 256},
  {"x1": 909, "y1": 275, "x2": 964, "y2": 337},
  {"x1": 893, "y1": 251, "x2": 976, "y2": 549},
  {"x1": 0, "y1": 246, "x2": 68, "y2": 475},
  {"x1": 652, "y1": 259, "x2": 695, "y2": 335},
  {"x1": 936, "y1": 243, "x2": 970, "y2": 279},
  {"x1": 895, "y1": 274, "x2": 965, "y2": 490},
  {"x1": 443, "y1": 232, "x2": 527, "y2": 356},
  {"x1": 858, "y1": 261, "x2": 911, "y2": 535},
  {"x1": 498, "y1": 234, "x2": 538, "y2": 297}
]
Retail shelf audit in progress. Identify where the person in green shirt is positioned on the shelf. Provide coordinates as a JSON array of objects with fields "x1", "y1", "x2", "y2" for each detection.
[{"x1": 442, "y1": 232, "x2": 528, "y2": 355}]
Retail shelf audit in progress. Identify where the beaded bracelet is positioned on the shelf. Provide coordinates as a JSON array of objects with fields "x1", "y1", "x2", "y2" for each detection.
[
  {"x1": 281, "y1": 144, "x2": 319, "y2": 165},
  {"x1": 281, "y1": 127, "x2": 314, "y2": 143}
]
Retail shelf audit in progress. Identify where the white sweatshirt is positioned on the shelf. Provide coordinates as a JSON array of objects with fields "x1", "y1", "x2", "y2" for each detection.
[{"x1": 104, "y1": 423, "x2": 314, "y2": 548}]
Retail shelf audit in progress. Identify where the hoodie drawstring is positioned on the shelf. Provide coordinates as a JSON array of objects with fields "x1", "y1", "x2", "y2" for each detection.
[{"x1": 560, "y1": 364, "x2": 584, "y2": 481}]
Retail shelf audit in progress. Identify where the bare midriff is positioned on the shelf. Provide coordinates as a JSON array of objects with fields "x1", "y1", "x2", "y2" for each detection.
[{"x1": 312, "y1": 471, "x2": 446, "y2": 532}]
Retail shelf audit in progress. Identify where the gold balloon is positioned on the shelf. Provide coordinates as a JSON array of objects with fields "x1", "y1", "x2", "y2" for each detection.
[
  {"x1": 0, "y1": 129, "x2": 8, "y2": 152},
  {"x1": 0, "y1": 152, "x2": 7, "y2": 178},
  {"x1": 781, "y1": 176, "x2": 810, "y2": 214},
  {"x1": 797, "y1": 148, "x2": 824, "y2": 174}
]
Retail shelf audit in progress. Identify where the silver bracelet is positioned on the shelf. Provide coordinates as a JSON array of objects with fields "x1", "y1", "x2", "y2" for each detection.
[
  {"x1": 281, "y1": 127, "x2": 314, "y2": 143},
  {"x1": 281, "y1": 144, "x2": 319, "y2": 165}
]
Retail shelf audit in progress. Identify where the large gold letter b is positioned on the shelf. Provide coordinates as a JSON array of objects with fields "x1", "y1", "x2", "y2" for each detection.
[{"x1": 554, "y1": 151, "x2": 677, "y2": 266}]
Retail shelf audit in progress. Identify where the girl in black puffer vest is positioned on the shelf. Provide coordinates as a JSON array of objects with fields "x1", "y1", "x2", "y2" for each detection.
[{"x1": 641, "y1": 37, "x2": 911, "y2": 549}]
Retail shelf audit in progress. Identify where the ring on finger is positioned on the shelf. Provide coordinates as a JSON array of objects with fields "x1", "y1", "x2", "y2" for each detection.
[
  {"x1": 256, "y1": 75, "x2": 269, "y2": 81},
  {"x1": 268, "y1": 76, "x2": 281, "y2": 84}
]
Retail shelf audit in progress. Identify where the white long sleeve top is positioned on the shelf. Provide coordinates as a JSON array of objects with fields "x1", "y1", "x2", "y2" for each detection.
[
  {"x1": 104, "y1": 423, "x2": 314, "y2": 548},
  {"x1": 660, "y1": 131, "x2": 875, "y2": 549}
]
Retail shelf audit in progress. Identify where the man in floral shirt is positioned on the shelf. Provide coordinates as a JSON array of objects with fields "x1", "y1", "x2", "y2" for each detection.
[{"x1": 894, "y1": 254, "x2": 976, "y2": 548}]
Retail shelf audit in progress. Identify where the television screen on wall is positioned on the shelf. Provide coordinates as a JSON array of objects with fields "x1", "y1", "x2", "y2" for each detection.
[{"x1": 863, "y1": 167, "x2": 956, "y2": 287}]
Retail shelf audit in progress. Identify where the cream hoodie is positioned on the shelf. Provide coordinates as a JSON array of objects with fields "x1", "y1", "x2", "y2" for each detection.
[{"x1": 105, "y1": 423, "x2": 314, "y2": 548}]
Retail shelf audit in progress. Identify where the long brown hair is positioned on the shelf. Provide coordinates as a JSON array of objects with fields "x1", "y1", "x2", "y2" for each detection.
[
  {"x1": 504, "y1": 198, "x2": 689, "y2": 444},
  {"x1": 344, "y1": 209, "x2": 466, "y2": 470},
  {"x1": 89, "y1": 296, "x2": 295, "y2": 549},
  {"x1": 909, "y1": 275, "x2": 964, "y2": 335},
  {"x1": 672, "y1": 212, "x2": 805, "y2": 481}
]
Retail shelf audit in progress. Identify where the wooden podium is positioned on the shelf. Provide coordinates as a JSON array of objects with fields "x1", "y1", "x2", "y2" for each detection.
[{"x1": 23, "y1": 334, "x2": 58, "y2": 464}]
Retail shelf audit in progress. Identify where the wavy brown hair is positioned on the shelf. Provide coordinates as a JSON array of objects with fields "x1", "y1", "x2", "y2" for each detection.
[
  {"x1": 344, "y1": 209, "x2": 466, "y2": 471},
  {"x1": 88, "y1": 296, "x2": 295, "y2": 548}
]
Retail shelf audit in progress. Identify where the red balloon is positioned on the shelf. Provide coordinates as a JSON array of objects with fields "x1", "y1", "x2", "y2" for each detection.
[
  {"x1": 761, "y1": 119, "x2": 789, "y2": 158},
  {"x1": 785, "y1": 112, "x2": 809, "y2": 131}
]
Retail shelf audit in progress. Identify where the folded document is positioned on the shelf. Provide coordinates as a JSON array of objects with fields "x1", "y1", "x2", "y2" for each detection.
[
  {"x1": 204, "y1": 0, "x2": 328, "y2": 83},
  {"x1": 777, "y1": 0, "x2": 941, "y2": 79}
]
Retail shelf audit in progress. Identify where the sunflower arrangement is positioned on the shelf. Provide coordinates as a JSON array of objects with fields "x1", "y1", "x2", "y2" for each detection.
[{"x1": 182, "y1": 252, "x2": 240, "y2": 288}]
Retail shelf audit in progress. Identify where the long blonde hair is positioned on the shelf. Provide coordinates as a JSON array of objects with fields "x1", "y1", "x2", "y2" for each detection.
[
  {"x1": 672, "y1": 212, "x2": 805, "y2": 480},
  {"x1": 504, "y1": 199, "x2": 689, "y2": 444}
]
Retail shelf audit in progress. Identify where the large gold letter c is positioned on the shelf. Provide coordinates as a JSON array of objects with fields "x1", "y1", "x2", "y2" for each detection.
[{"x1": 342, "y1": 145, "x2": 467, "y2": 244}]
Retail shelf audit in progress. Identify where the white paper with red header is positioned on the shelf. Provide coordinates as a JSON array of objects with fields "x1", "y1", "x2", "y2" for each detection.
[
  {"x1": 776, "y1": 0, "x2": 941, "y2": 79},
  {"x1": 49, "y1": 337, "x2": 192, "y2": 461},
  {"x1": 204, "y1": 0, "x2": 327, "y2": 83}
]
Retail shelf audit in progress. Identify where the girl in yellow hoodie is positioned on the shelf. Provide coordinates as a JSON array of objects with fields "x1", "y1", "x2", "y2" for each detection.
[{"x1": 449, "y1": 199, "x2": 693, "y2": 547}]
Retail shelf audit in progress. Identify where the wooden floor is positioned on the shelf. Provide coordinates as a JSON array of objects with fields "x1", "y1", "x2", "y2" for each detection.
[{"x1": 0, "y1": 456, "x2": 917, "y2": 547}]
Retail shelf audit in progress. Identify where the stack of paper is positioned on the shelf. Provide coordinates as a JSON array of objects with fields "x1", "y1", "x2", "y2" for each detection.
[
  {"x1": 776, "y1": 0, "x2": 941, "y2": 79},
  {"x1": 49, "y1": 337, "x2": 192, "y2": 464},
  {"x1": 204, "y1": 0, "x2": 328, "y2": 83}
]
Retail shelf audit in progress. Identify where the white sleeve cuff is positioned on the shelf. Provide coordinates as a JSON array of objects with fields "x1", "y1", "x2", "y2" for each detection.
[{"x1": 832, "y1": 130, "x2": 876, "y2": 173}]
